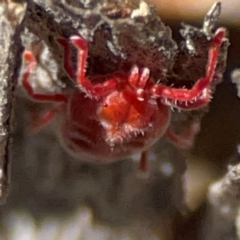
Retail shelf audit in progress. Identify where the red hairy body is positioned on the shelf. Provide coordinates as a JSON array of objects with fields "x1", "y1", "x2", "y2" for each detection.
[{"x1": 58, "y1": 87, "x2": 170, "y2": 162}]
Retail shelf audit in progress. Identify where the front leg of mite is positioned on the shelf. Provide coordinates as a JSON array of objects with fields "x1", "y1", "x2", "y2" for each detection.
[
  {"x1": 151, "y1": 28, "x2": 226, "y2": 110},
  {"x1": 57, "y1": 36, "x2": 117, "y2": 98}
]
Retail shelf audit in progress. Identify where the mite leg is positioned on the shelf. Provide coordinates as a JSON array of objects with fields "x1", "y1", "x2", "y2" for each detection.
[
  {"x1": 139, "y1": 151, "x2": 148, "y2": 172},
  {"x1": 29, "y1": 104, "x2": 63, "y2": 133},
  {"x1": 58, "y1": 36, "x2": 116, "y2": 97},
  {"x1": 152, "y1": 28, "x2": 226, "y2": 110},
  {"x1": 21, "y1": 50, "x2": 68, "y2": 103},
  {"x1": 166, "y1": 121, "x2": 201, "y2": 149}
]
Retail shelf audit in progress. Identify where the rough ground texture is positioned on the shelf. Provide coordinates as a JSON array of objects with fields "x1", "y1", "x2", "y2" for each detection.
[
  {"x1": 0, "y1": 0, "x2": 231, "y2": 239},
  {"x1": 0, "y1": 0, "x2": 26, "y2": 204}
]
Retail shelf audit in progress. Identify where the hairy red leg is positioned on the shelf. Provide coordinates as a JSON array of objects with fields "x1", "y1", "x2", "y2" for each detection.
[
  {"x1": 139, "y1": 151, "x2": 148, "y2": 172},
  {"x1": 58, "y1": 36, "x2": 116, "y2": 97},
  {"x1": 166, "y1": 121, "x2": 201, "y2": 149},
  {"x1": 164, "y1": 88, "x2": 211, "y2": 110},
  {"x1": 22, "y1": 51, "x2": 68, "y2": 103},
  {"x1": 151, "y1": 28, "x2": 225, "y2": 107},
  {"x1": 29, "y1": 104, "x2": 63, "y2": 133}
]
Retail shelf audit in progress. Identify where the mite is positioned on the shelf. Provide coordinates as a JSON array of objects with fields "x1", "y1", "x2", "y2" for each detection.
[{"x1": 20, "y1": 28, "x2": 226, "y2": 170}]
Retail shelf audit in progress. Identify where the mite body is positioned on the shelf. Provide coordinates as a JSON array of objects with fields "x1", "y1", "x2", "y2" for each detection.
[
  {"x1": 58, "y1": 83, "x2": 170, "y2": 162},
  {"x1": 21, "y1": 28, "x2": 225, "y2": 169}
]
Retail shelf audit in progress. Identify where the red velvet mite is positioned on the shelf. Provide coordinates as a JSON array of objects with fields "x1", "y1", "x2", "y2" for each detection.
[{"x1": 20, "y1": 28, "x2": 226, "y2": 171}]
